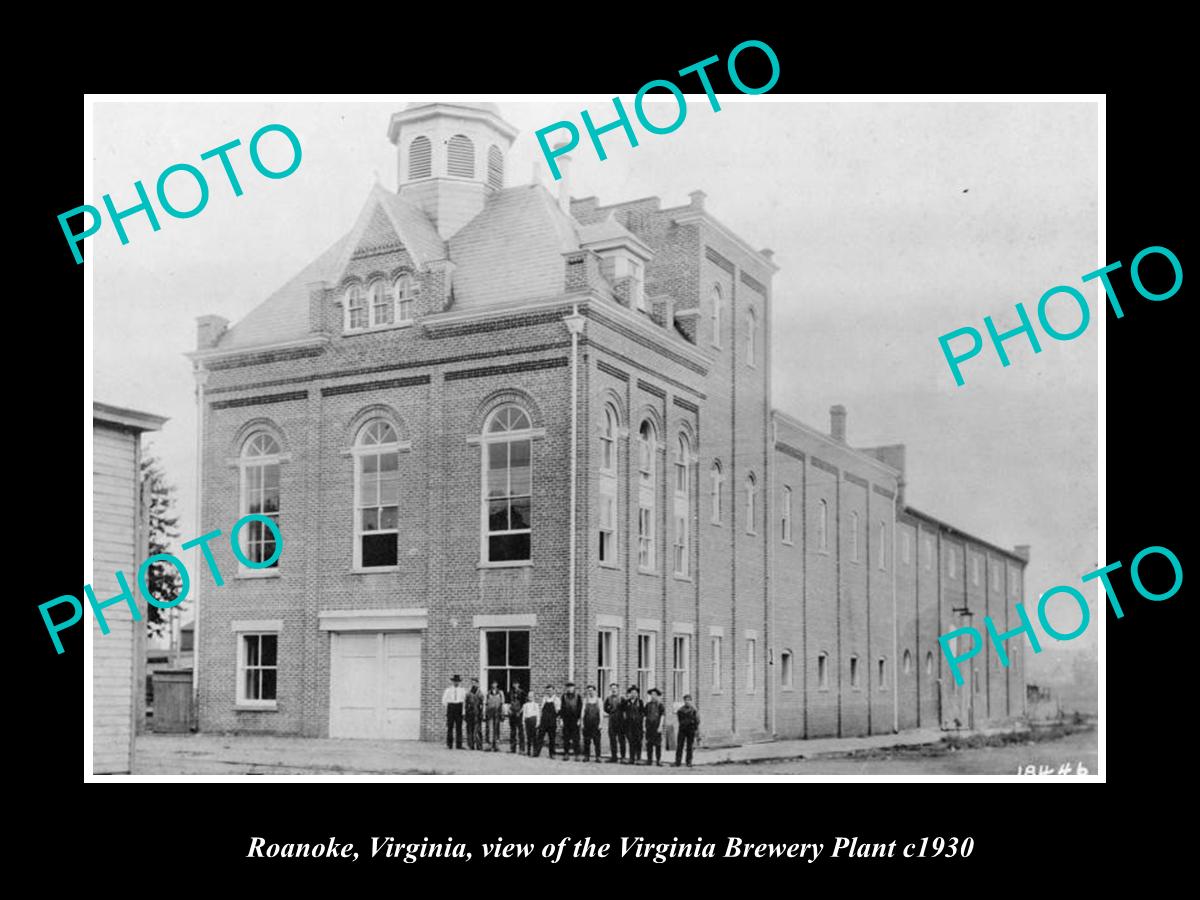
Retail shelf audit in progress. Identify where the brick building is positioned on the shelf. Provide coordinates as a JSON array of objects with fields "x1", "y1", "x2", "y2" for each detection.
[{"x1": 188, "y1": 103, "x2": 1027, "y2": 743}]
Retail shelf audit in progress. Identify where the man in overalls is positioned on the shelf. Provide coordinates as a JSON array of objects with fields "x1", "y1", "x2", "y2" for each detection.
[{"x1": 623, "y1": 685, "x2": 645, "y2": 765}]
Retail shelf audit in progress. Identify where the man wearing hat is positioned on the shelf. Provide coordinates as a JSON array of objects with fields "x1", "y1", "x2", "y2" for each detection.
[
  {"x1": 442, "y1": 674, "x2": 466, "y2": 750},
  {"x1": 622, "y1": 685, "x2": 645, "y2": 764},
  {"x1": 643, "y1": 687, "x2": 666, "y2": 766},
  {"x1": 535, "y1": 683, "x2": 561, "y2": 758},
  {"x1": 603, "y1": 683, "x2": 625, "y2": 763},
  {"x1": 558, "y1": 681, "x2": 583, "y2": 761},
  {"x1": 581, "y1": 685, "x2": 603, "y2": 762},
  {"x1": 465, "y1": 677, "x2": 484, "y2": 750},
  {"x1": 508, "y1": 680, "x2": 527, "y2": 754},
  {"x1": 674, "y1": 694, "x2": 701, "y2": 768}
]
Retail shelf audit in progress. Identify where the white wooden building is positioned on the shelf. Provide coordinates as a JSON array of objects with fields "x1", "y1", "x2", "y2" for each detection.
[{"x1": 93, "y1": 402, "x2": 166, "y2": 774}]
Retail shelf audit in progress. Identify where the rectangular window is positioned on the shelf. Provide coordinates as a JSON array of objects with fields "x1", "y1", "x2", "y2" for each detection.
[
  {"x1": 673, "y1": 514, "x2": 687, "y2": 576},
  {"x1": 243, "y1": 461, "x2": 280, "y2": 568},
  {"x1": 970, "y1": 554, "x2": 980, "y2": 586},
  {"x1": 780, "y1": 650, "x2": 793, "y2": 689},
  {"x1": 711, "y1": 636, "x2": 722, "y2": 693},
  {"x1": 599, "y1": 490, "x2": 617, "y2": 565},
  {"x1": 781, "y1": 488, "x2": 792, "y2": 543},
  {"x1": 485, "y1": 437, "x2": 532, "y2": 563},
  {"x1": 991, "y1": 564, "x2": 1001, "y2": 591},
  {"x1": 238, "y1": 633, "x2": 278, "y2": 705},
  {"x1": 850, "y1": 655, "x2": 860, "y2": 690},
  {"x1": 672, "y1": 634, "x2": 690, "y2": 700},
  {"x1": 357, "y1": 448, "x2": 399, "y2": 568},
  {"x1": 597, "y1": 629, "x2": 616, "y2": 692},
  {"x1": 817, "y1": 653, "x2": 829, "y2": 690},
  {"x1": 948, "y1": 548, "x2": 958, "y2": 579},
  {"x1": 638, "y1": 505, "x2": 655, "y2": 570},
  {"x1": 636, "y1": 632, "x2": 655, "y2": 695},
  {"x1": 484, "y1": 629, "x2": 530, "y2": 698},
  {"x1": 923, "y1": 535, "x2": 933, "y2": 571},
  {"x1": 746, "y1": 638, "x2": 757, "y2": 693}
]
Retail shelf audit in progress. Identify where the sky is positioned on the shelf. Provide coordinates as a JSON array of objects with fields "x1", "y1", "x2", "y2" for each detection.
[{"x1": 91, "y1": 98, "x2": 1099, "y2": 683}]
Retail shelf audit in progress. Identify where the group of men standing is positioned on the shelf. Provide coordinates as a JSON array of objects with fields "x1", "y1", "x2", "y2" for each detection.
[{"x1": 442, "y1": 676, "x2": 701, "y2": 767}]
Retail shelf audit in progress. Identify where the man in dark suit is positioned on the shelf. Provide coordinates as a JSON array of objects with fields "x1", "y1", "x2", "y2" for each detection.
[
  {"x1": 674, "y1": 694, "x2": 701, "y2": 768},
  {"x1": 623, "y1": 685, "x2": 645, "y2": 765},
  {"x1": 603, "y1": 683, "x2": 625, "y2": 763}
]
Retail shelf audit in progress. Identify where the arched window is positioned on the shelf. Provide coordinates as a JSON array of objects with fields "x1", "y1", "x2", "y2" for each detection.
[
  {"x1": 849, "y1": 654, "x2": 861, "y2": 689},
  {"x1": 487, "y1": 145, "x2": 504, "y2": 190},
  {"x1": 710, "y1": 283, "x2": 722, "y2": 347},
  {"x1": 744, "y1": 473, "x2": 757, "y2": 535},
  {"x1": 780, "y1": 486, "x2": 793, "y2": 543},
  {"x1": 709, "y1": 461, "x2": 723, "y2": 525},
  {"x1": 878, "y1": 520, "x2": 887, "y2": 570},
  {"x1": 354, "y1": 420, "x2": 401, "y2": 568},
  {"x1": 903, "y1": 649, "x2": 913, "y2": 675},
  {"x1": 482, "y1": 404, "x2": 533, "y2": 563},
  {"x1": 925, "y1": 651, "x2": 934, "y2": 676},
  {"x1": 240, "y1": 432, "x2": 281, "y2": 569},
  {"x1": 745, "y1": 308, "x2": 757, "y2": 367},
  {"x1": 877, "y1": 656, "x2": 888, "y2": 691},
  {"x1": 637, "y1": 420, "x2": 657, "y2": 570},
  {"x1": 817, "y1": 498, "x2": 828, "y2": 552},
  {"x1": 368, "y1": 280, "x2": 392, "y2": 327},
  {"x1": 394, "y1": 275, "x2": 418, "y2": 323},
  {"x1": 849, "y1": 511, "x2": 860, "y2": 561},
  {"x1": 408, "y1": 136, "x2": 432, "y2": 180},
  {"x1": 345, "y1": 284, "x2": 367, "y2": 330},
  {"x1": 447, "y1": 134, "x2": 475, "y2": 178},
  {"x1": 598, "y1": 405, "x2": 619, "y2": 565},
  {"x1": 637, "y1": 420, "x2": 659, "y2": 570},
  {"x1": 780, "y1": 649, "x2": 794, "y2": 689},
  {"x1": 817, "y1": 651, "x2": 829, "y2": 690},
  {"x1": 673, "y1": 434, "x2": 690, "y2": 576}
]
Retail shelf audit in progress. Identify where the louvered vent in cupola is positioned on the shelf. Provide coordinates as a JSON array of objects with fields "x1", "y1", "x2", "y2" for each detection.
[
  {"x1": 447, "y1": 134, "x2": 475, "y2": 178},
  {"x1": 408, "y1": 136, "x2": 432, "y2": 179},
  {"x1": 487, "y1": 145, "x2": 504, "y2": 190}
]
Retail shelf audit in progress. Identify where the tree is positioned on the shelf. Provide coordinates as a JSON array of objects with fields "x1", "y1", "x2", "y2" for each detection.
[{"x1": 141, "y1": 451, "x2": 181, "y2": 639}]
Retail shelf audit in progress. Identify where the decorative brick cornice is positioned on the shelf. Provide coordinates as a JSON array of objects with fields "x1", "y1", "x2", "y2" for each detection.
[
  {"x1": 444, "y1": 357, "x2": 568, "y2": 382},
  {"x1": 844, "y1": 472, "x2": 869, "y2": 489},
  {"x1": 321, "y1": 375, "x2": 431, "y2": 397},
  {"x1": 873, "y1": 484, "x2": 896, "y2": 500},
  {"x1": 740, "y1": 271, "x2": 767, "y2": 297},
  {"x1": 596, "y1": 359, "x2": 630, "y2": 382},
  {"x1": 811, "y1": 456, "x2": 839, "y2": 476},
  {"x1": 705, "y1": 246, "x2": 735, "y2": 275},
  {"x1": 774, "y1": 441, "x2": 805, "y2": 462},
  {"x1": 636, "y1": 379, "x2": 666, "y2": 399},
  {"x1": 210, "y1": 390, "x2": 308, "y2": 410},
  {"x1": 672, "y1": 396, "x2": 699, "y2": 414}
]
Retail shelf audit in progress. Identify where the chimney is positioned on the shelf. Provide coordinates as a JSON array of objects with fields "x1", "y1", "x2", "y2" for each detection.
[
  {"x1": 760, "y1": 248, "x2": 774, "y2": 262},
  {"x1": 196, "y1": 314, "x2": 229, "y2": 350},
  {"x1": 689, "y1": 190, "x2": 707, "y2": 211},
  {"x1": 830, "y1": 404, "x2": 847, "y2": 443},
  {"x1": 1013, "y1": 545, "x2": 1031, "y2": 562},
  {"x1": 553, "y1": 143, "x2": 572, "y2": 214}
]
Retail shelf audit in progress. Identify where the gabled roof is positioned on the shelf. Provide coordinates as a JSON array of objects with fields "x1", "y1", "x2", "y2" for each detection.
[{"x1": 216, "y1": 187, "x2": 443, "y2": 350}]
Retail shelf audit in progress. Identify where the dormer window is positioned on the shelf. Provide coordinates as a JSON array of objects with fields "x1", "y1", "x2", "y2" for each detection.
[{"x1": 345, "y1": 277, "x2": 418, "y2": 333}]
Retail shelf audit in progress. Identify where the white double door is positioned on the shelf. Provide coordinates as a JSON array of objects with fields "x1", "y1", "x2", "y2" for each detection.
[{"x1": 329, "y1": 631, "x2": 422, "y2": 739}]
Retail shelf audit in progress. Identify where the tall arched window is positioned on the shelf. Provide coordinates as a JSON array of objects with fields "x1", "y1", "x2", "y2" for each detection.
[
  {"x1": 780, "y1": 486, "x2": 793, "y2": 543},
  {"x1": 368, "y1": 279, "x2": 393, "y2": 327},
  {"x1": 817, "y1": 651, "x2": 829, "y2": 690},
  {"x1": 709, "y1": 461, "x2": 723, "y2": 525},
  {"x1": 925, "y1": 651, "x2": 934, "y2": 675},
  {"x1": 849, "y1": 511, "x2": 860, "y2": 561},
  {"x1": 487, "y1": 145, "x2": 504, "y2": 190},
  {"x1": 240, "y1": 432, "x2": 282, "y2": 569},
  {"x1": 903, "y1": 649, "x2": 913, "y2": 675},
  {"x1": 447, "y1": 134, "x2": 475, "y2": 178},
  {"x1": 637, "y1": 420, "x2": 657, "y2": 570},
  {"x1": 408, "y1": 136, "x2": 432, "y2": 180},
  {"x1": 598, "y1": 405, "x2": 619, "y2": 565},
  {"x1": 744, "y1": 473, "x2": 757, "y2": 535},
  {"x1": 354, "y1": 420, "x2": 401, "y2": 568},
  {"x1": 345, "y1": 284, "x2": 367, "y2": 330},
  {"x1": 817, "y1": 498, "x2": 828, "y2": 552},
  {"x1": 482, "y1": 404, "x2": 533, "y2": 563},
  {"x1": 710, "y1": 283, "x2": 723, "y2": 347},
  {"x1": 673, "y1": 434, "x2": 690, "y2": 576},
  {"x1": 745, "y1": 308, "x2": 757, "y2": 367}
]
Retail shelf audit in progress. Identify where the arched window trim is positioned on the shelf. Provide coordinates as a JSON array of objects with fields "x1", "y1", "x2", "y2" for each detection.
[
  {"x1": 817, "y1": 651, "x2": 830, "y2": 691},
  {"x1": 598, "y1": 403, "x2": 620, "y2": 567},
  {"x1": 903, "y1": 649, "x2": 913, "y2": 675},
  {"x1": 849, "y1": 654, "x2": 861, "y2": 690},
  {"x1": 479, "y1": 403, "x2": 536, "y2": 566},
  {"x1": 925, "y1": 651, "x2": 934, "y2": 676},
  {"x1": 351, "y1": 419, "x2": 408, "y2": 571},
  {"x1": 672, "y1": 433, "x2": 691, "y2": 577},
  {"x1": 877, "y1": 656, "x2": 888, "y2": 692},
  {"x1": 447, "y1": 134, "x2": 475, "y2": 179},
  {"x1": 780, "y1": 648, "x2": 794, "y2": 690},
  {"x1": 408, "y1": 135, "x2": 432, "y2": 180}
]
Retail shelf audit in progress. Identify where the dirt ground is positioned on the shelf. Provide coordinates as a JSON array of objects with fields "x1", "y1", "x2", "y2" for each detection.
[{"x1": 722, "y1": 727, "x2": 1097, "y2": 775}]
